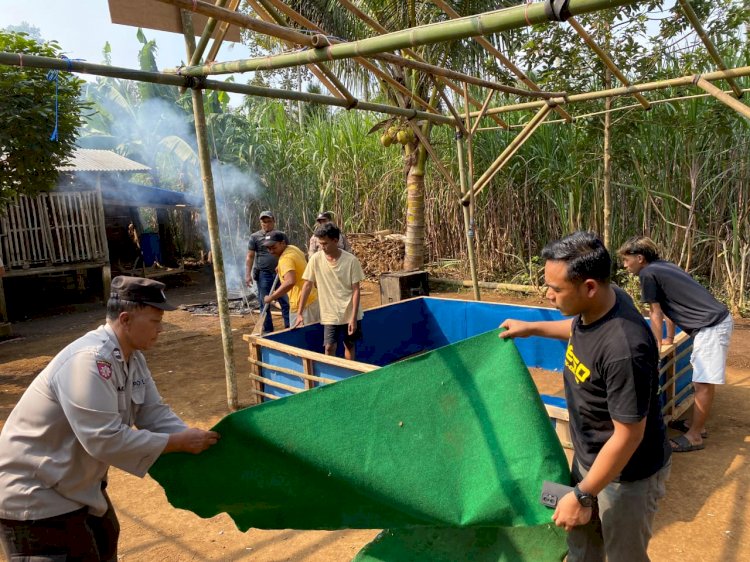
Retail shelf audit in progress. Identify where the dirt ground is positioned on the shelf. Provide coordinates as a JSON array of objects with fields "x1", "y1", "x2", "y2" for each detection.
[{"x1": 1, "y1": 270, "x2": 748, "y2": 562}]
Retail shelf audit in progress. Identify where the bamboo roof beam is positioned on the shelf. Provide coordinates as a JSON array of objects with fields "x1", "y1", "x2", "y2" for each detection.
[
  {"x1": 206, "y1": 0, "x2": 241, "y2": 63},
  {"x1": 567, "y1": 18, "x2": 650, "y2": 109},
  {"x1": 168, "y1": 0, "x2": 598, "y2": 99},
  {"x1": 462, "y1": 104, "x2": 552, "y2": 204},
  {"x1": 695, "y1": 77, "x2": 750, "y2": 120},
  {"x1": 677, "y1": 0, "x2": 742, "y2": 98},
  {"x1": 166, "y1": 0, "x2": 547, "y2": 98},
  {"x1": 429, "y1": 0, "x2": 573, "y2": 122},
  {"x1": 258, "y1": 0, "x2": 441, "y2": 114},
  {"x1": 337, "y1": 0, "x2": 508, "y2": 129},
  {"x1": 429, "y1": 76, "x2": 469, "y2": 137},
  {"x1": 335, "y1": 0, "x2": 510, "y2": 129},
  {"x1": 245, "y1": 0, "x2": 353, "y2": 104},
  {"x1": 475, "y1": 87, "x2": 750, "y2": 130},
  {"x1": 466, "y1": 65, "x2": 750, "y2": 117},
  {"x1": 470, "y1": 90, "x2": 496, "y2": 136},
  {"x1": 190, "y1": 0, "x2": 229, "y2": 67},
  {"x1": 0, "y1": 52, "x2": 456, "y2": 125},
  {"x1": 153, "y1": 0, "x2": 331, "y2": 48}
]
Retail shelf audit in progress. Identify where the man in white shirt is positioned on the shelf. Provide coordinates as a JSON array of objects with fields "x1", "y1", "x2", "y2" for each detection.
[{"x1": 295, "y1": 223, "x2": 364, "y2": 360}]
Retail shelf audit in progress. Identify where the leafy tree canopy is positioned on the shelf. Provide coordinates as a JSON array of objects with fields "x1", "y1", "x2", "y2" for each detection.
[{"x1": 0, "y1": 31, "x2": 86, "y2": 204}]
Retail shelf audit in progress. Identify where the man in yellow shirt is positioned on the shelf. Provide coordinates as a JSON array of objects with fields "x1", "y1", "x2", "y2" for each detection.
[
  {"x1": 262, "y1": 231, "x2": 320, "y2": 327},
  {"x1": 295, "y1": 223, "x2": 365, "y2": 360}
]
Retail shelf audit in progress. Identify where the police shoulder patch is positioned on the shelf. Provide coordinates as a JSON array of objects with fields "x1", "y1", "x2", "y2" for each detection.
[{"x1": 96, "y1": 360, "x2": 113, "y2": 381}]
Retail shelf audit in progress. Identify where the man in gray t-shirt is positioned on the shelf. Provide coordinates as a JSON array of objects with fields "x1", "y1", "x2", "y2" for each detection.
[{"x1": 245, "y1": 210, "x2": 290, "y2": 333}]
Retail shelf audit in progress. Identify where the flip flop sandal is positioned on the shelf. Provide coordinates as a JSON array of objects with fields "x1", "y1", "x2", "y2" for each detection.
[
  {"x1": 668, "y1": 418, "x2": 708, "y2": 439},
  {"x1": 670, "y1": 434, "x2": 705, "y2": 453}
]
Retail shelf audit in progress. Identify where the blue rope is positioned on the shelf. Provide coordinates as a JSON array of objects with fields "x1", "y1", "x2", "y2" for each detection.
[{"x1": 45, "y1": 56, "x2": 77, "y2": 142}]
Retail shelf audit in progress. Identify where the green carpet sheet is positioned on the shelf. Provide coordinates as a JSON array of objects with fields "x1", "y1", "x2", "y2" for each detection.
[
  {"x1": 150, "y1": 329, "x2": 570, "y2": 533},
  {"x1": 353, "y1": 524, "x2": 568, "y2": 562}
]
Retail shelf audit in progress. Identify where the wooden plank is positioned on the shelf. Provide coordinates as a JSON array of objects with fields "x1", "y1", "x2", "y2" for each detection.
[
  {"x1": 38, "y1": 193, "x2": 55, "y2": 265},
  {"x1": 249, "y1": 373, "x2": 302, "y2": 394},
  {"x1": 48, "y1": 194, "x2": 64, "y2": 263},
  {"x1": 302, "y1": 357, "x2": 315, "y2": 390},
  {"x1": 250, "y1": 342, "x2": 263, "y2": 405},
  {"x1": 671, "y1": 394, "x2": 695, "y2": 420},
  {"x1": 247, "y1": 357, "x2": 335, "y2": 384},
  {"x1": 243, "y1": 335, "x2": 379, "y2": 373},
  {"x1": 248, "y1": 387, "x2": 280, "y2": 401},
  {"x1": 108, "y1": 0, "x2": 242, "y2": 42},
  {"x1": 1, "y1": 261, "x2": 106, "y2": 278}
]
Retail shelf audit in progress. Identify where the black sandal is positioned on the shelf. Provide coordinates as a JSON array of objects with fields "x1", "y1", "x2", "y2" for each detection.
[{"x1": 668, "y1": 418, "x2": 708, "y2": 439}]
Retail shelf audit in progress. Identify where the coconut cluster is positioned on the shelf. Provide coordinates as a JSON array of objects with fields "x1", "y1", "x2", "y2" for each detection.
[{"x1": 380, "y1": 124, "x2": 416, "y2": 147}]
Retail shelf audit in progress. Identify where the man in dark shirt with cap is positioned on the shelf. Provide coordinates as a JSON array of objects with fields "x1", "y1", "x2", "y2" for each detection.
[
  {"x1": 246, "y1": 210, "x2": 290, "y2": 333},
  {"x1": 0, "y1": 276, "x2": 220, "y2": 560}
]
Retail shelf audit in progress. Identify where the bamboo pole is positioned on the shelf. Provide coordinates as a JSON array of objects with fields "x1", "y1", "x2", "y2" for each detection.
[
  {"x1": 567, "y1": 18, "x2": 650, "y2": 109},
  {"x1": 246, "y1": 0, "x2": 353, "y2": 103},
  {"x1": 259, "y1": 0, "x2": 551, "y2": 100},
  {"x1": 206, "y1": 0, "x2": 241, "y2": 62},
  {"x1": 190, "y1": 0, "x2": 229, "y2": 66},
  {"x1": 429, "y1": 0, "x2": 573, "y2": 122},
  {"x1": 336, "y1": 0, "x2": 509, "y2": 128},
  {"x1": 677, "y1": 0, "x2": 742, "y2": 98},
  {"x1": 695, "y1": 77, "x2": 750, "y2": 119},
  {"x1": 170, "y1": 0, "x2": 629, "y2": 89},
  {"x1": 470, "y1": 90, "x2": 495, "y2": 137},
  {"x1": 456, "y1": 133, "x2": 481, "y2": 301},
  {"x1": 430, "y1": 77, "x2": 469, "y2": 136},
  {"x1": 155, "y1": 0, "x2": 330, "y2": 48},
  {"x1": 463, "y1": 104, "x2": 552, "y2": 203},
  {"x1": 257, "y1": 0, "x2": 440, "y2": 113},
  {"x1": 478, "y1": 87, "x2": 750, "y2": 129},
  {"x1": 0, "y1": 52, "x2": 455, "y2": 125},
  {"x1": 182, "y1": 25, "x2": 238, "y2": 411},
  {"x1": 467, "y1": 65, "x2": 750, "y2": 117}
]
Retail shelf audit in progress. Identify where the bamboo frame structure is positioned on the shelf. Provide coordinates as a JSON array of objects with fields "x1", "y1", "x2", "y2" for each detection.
[
  {"x1": 164, "y1": 0, "x2": 555, "y2": 99},
  {"x1": 0, "y1": 52, "x2": 455, "y2": 125},
  {"x1": 206, "y1": 0, "x2": 241, "y2": 62},
  {"x1": 567, "y1": 18, "x2": 650, "y2": 109},
  {"x1": 2, "y1": 0, "x2": 746, "y2": 411},
  {"x1": 677, "y1": 0, "x2": 742, "y2": 98},
  {"x1": 429, "y1": 0, "x2": 573, "y2": 123},
  {"x1": 336, "y1": 0, "x2": 510, "y2": 129},
  {"x1": 467, "y1": 65, "x2": 750, "y2": 117}
]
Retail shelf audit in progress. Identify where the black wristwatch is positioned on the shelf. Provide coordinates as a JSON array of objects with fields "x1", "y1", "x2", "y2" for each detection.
[{"x1": 573, "y1": 485, "x2": 596, "y2": 507}]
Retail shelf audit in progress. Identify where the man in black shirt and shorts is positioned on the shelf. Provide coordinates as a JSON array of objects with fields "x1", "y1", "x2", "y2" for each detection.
[
  {"x1": 618, "y1": 236, "x2": 733, "y2": 453},
  {"x1": 500, "y1": 231, "x2": 671, "y2": 562}
]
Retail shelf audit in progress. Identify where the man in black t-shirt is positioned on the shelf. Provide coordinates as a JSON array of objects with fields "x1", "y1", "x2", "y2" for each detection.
[
  {"x1": 500, "y1": 232, "x2": 671, "y2": 562},
  {"x1": 618, "y1": 236, "x2": 733, "y2": 453}
]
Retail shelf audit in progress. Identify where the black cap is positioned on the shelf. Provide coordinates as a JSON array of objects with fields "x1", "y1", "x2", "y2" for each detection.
[
  {"x1": 316, "y1": 211, "x2": 333, "y2": 221},
  {"x1": 110, "y1": 276, "x2": 176, "y2": 311},
  {"x1": 259, "y1": 210, "x2": 274, "y2": 219},
  {"x1": 261, "y1": 230, "x2": 287, "y2": 247}
]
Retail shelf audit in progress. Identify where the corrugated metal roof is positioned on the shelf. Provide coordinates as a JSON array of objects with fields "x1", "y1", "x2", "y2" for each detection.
[{"x1": 58, "y1": 149, "x2": 151, "y2": 172}]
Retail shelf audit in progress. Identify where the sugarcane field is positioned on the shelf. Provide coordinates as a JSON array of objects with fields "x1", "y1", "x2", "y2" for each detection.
[{"x1": 1, "y1": 1, "x2": 750, "y2": 561}]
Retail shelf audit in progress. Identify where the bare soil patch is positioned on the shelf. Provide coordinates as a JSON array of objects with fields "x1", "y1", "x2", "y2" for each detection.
[{"x1": 1, "y1": 271, "x2": 748, "y2": 561}]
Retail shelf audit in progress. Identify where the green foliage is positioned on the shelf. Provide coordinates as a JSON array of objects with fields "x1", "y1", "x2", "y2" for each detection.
[{"x1": 0, "y1": 31, "x2": 85, "y2": 204}]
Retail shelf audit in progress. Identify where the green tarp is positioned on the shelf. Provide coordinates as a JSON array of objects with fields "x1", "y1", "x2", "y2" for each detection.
[{"x1": 150, "y1": 329, "x2": 570, "y2": 559}]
